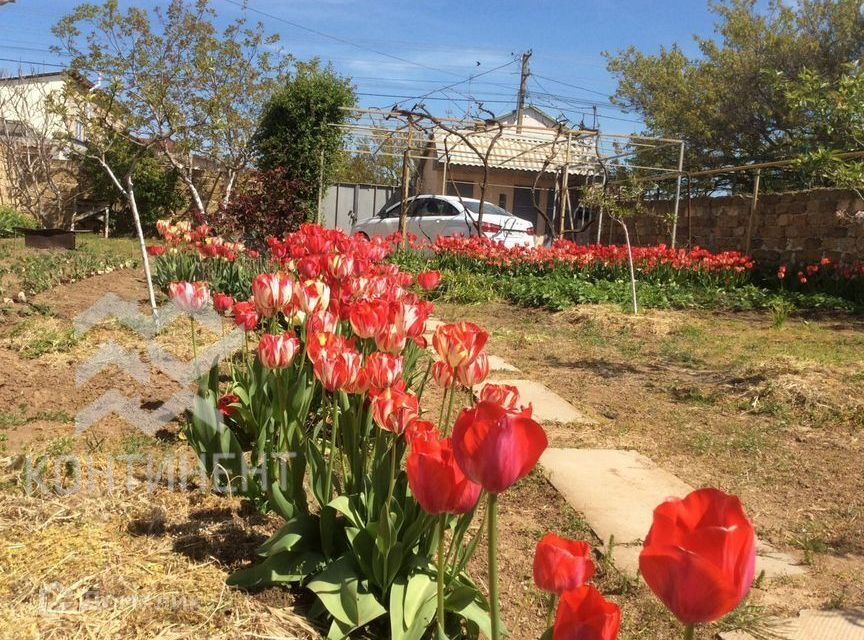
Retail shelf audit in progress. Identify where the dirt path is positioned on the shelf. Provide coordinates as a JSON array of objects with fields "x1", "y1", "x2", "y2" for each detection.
[{"x1": 0, "y1": 269, "x2": 182, "y2": 452}]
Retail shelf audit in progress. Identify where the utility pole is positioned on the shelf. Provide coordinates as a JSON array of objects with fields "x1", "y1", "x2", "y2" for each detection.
[
  {"x1": 399, "y1": 116, "x2": 415, "y2": 249},
  {"x1": 516, "y1": 50, "x2": 532, "y2": 132}
]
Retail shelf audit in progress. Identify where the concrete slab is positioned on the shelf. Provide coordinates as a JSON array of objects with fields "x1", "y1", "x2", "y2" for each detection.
[
  {"x1": 540, "y1": 448, "x2": 807, "y2": 581},
  {"x1": 477, "y1": 379, "x2": 592, "y2": 425},
  {"x1": 719, "y1": 609, "x2": 864, "y2": 640},
  {"x1": 487, "y1": 354, "x2": 520, "y2": 373},
  {"x1": 540, "y1": 448, "x2": 692, "y2": 546}
]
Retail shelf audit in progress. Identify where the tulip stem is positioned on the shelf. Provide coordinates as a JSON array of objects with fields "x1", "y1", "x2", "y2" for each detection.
[
  {"x1": 324, "y1": 394, "x2": 339, "y2": 503},
  {"x1": 189, "y1": 316, "x2": 199, "y2": 379},
  {"x1": 487, "y1": 493, "x2": 501, "y2": 640},
  {"x1": 546, "y1": 593, "x2": 557, "y2": 629},
  {"x1": 437, "y1": 514, "x2": 447, "y2": 637},
  {"x1": 438, "y1": 383, "x2": 449, "y2": 429},
  {"x1": 443, "y1": 381, "x2": 457, "y2": 434},
  {"x1": 684, "y1": 625, "x2": 695, "y2": 640}
]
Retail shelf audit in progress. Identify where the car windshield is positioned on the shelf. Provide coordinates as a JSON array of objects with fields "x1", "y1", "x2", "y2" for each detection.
[{"x1": 461, "y1": 200, "x2": 512, "y2": 217}]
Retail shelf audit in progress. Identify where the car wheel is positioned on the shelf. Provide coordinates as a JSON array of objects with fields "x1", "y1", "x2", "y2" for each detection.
[{"x1": 357, "y1": 232, "x2": 370, "y2": 240}]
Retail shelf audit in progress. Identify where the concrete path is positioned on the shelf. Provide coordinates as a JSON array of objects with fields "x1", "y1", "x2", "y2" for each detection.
[
  {"x1": 477, "y1": 379, "x2": 595, "y2": 425},
  {"x1": 539, "y1": 448, "x2": 807, "y2": 580},
  {"x1": 720, "y1": 609, "x2": 864, "y2": 640},
  {"x1": 487, "y1": 354, "x2": 520, "y2": 373}
]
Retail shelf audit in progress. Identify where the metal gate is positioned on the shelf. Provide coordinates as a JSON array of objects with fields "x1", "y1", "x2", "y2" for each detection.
[{"x1": 320, "y1": 183, "x2": 398, "y2": 232}]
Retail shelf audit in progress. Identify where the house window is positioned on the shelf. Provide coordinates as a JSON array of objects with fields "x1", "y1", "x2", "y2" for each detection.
[
  {"x1": 446, "y1": 181, "x2": 474, "y2": 199},
  {"x1": 498, "y1": 193, "x2": 507, "y2": 210}
]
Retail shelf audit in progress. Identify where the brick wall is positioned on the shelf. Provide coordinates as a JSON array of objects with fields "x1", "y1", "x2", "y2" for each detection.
[{"x1": 570, "y1": 188, "x2": 864, "y2": 266}]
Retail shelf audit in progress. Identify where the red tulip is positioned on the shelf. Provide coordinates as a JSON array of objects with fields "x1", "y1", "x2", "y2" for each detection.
[
  {"x1": 417, "y1": 270, "x2": 442, "y2": 291},
  {"x1": 213, "y1": 293, "x2": 235, "y2": 316},
  {"x1": 233, "y1": 301, "x2": 259, "y2": 332},
  {"x1": 553, "y1": 585, "x2": 621, "y2": 640},
  {"x1": 296, "y1": 279, "x2": 331, "y2": 315},
  {"x1": 307, "y1": 310, "x2": 339, "y2": 335},
  {"x1": 407, "y1": 434, "x2": 482, "y2": 515},
  {"x1": 432, "y1": 360, "x2": 455, "y2": 388},
  {"x1": 364, "y1": 352, "x2": 403, "y2": 390},
  {"x1": 639, "y1": 488, "x2": 756, "y2": 626},
  {"x1": 169, "y1": 281, "x2": 210, "y2": 314},
  {"x1": 218, "y1": 393, "x2": 240, "y2": 418},
  {"x1": 370, "y1": 382, "x2": 420, "y2": 435},
  {"x1": 433, "y1": 322, "x2": 488, "y2": 369},
  {"x1": 349, "y1": 300, "x2": 389, "y2": 339},
  {"x1": 327, "y1": 253, "x2": 355, "y2": 280},
  {"x1": 452, "y1": 401, "x2": 547, "y2": 494},
  {"x1": 405, "y1": 419, "x2": 438, "y2": 445},
  {"x1": 534, "y1": 534, "x2": 595, "y2": 595},
  {"x1": 313, "y1": 349, "x2": 362, "y2": 392},
  {"x1": 258, "y1": 333, "x2": 301, "y2": 369},
  {"x1": 344, "y1": 366, "x2": 370, "y2": 395},
  {"x1": 146, "y1": 245, "x2": 166, "y2": 257},
  {"x1": 456, "y1": 352, "x2": 489, "y2": 388},
  {"x1": 252, "y1": 272, "x2": 295, "y2": 318},
  {"x1": 307, "y1": 331, "x2": 354, "y2": 364},
  {"x1": 374, "y1": 323, "x2": 407, "y2": 355},
  {"x1": 480, "y1": 383, "x2": 531, "y2": 416}
]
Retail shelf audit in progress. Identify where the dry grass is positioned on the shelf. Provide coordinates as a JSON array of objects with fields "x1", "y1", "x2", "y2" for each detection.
[{"x1": 0, "y1": 448, "x2": 318, "y2": 640}]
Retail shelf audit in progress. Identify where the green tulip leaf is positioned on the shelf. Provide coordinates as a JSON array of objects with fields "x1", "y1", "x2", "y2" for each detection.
[
  {"x1": 227, "y1": 550, "x2": 323, "y2": 588},
  {"x1": 389, "y1": 572, "x2": 437, "y2": 640},
  {"x1": 307, "y1": 555, "x2": 385, "y2": 629}
]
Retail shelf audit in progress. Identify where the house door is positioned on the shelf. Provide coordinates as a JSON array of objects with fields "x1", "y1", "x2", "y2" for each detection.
[{"x1": 512, "y1": 187, "x2": 536, "y2": 225}]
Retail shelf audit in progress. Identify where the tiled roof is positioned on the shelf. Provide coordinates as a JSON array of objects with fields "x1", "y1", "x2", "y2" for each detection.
[{"x1": 432, "y1": 127, "x2": 599, "y2": 175}]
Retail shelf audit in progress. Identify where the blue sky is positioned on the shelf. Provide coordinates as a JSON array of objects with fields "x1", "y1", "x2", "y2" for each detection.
[{"x1": 0, "y1": 0, "x2": 727, "y2": 135}]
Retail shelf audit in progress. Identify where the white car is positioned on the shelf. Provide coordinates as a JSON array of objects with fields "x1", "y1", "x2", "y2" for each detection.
[{"x1": 351, "y1": 195, "x2": 536, "y2": 248}]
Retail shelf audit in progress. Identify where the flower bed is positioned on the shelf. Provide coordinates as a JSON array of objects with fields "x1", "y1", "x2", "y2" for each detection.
[
  {"x1": 148, "y1": 222, "x2": 761, "y2": 640},
  {"x1": 432, "y1": 236, "x2": 755, "y2": 288}
]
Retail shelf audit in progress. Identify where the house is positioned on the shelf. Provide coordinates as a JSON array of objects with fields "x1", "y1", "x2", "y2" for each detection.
[
  {"x1": 0, "y1": 71, "x2": 92, "y2": 228},
  {"x1": 416, "y1": 105, "x2": 601, "y2": 239}
]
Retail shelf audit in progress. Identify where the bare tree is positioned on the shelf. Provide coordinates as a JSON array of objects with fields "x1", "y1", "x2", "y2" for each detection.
[
  {"x1": 0, "y1": 72, "x2": 79, "y2": 228},
  {"x1": 407, "y1": 105, "x2": 505, "y2": 238}
]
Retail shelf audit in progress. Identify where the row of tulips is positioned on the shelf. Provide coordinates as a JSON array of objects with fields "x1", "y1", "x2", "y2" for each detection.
[
  {"x1": 777, "y1": 256, "x2": 864, "y2": 303},
  {"x1": 157, "y1": 223, "x2": 759, "y2": 639},
  {"x1": 427, "y1": 235, "x2": 755, "y2": 287}
]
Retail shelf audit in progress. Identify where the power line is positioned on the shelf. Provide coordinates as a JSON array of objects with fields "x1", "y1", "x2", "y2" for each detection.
[
  {"x1": 220, "y1": 0, "x2": 466, "y2": 79},
  {"x1": 357, "y1": 92, "x2": 514, "y2": 105},
  {"x1": 394, "y1": 57, "x2": 519, "y2": 108},
  {"x1": 0, "y1": 57, "x2": 65, "y2": 69},
  {"x1": 532, "y1": 72, "x2": 615, "y2": 99}
]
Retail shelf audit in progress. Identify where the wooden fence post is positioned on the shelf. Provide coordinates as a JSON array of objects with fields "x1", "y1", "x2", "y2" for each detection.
[{"x1": 744, "y1": 169, "x2": 761, "y2": 256}]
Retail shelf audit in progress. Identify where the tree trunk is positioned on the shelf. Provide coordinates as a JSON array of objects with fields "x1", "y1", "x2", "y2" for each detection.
[
  {"x1": 618, "y1": 217, "x2": 638, "y2": 315},
  {"x1": 126, "y1": 174, "x2": 159, "y2": 322}
]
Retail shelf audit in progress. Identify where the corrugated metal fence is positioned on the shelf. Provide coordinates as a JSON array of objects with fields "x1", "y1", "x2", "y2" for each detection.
[{"x1": 320, "y1": 183, "x2": 398, "y2": 232}]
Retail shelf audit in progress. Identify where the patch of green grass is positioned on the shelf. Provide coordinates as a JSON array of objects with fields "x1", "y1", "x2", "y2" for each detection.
[
  {"x1": 658, "y1": 338, "x2": 703, "y2": 366},
  {"x1": 688, "y1": 431, "x2": 716, "y2": 455},
  {"x1": 41, "y1": 436, "x2": 74, "y2": 457},
  {"x1": 0, "y1": 410, "x2": 27, "y2": 429},
  {"x1": 728, "y1": 426, "x2": 767, "y2": 454},
  {"x1": 9, "y1": 318, "x2": 79, "y2": 358},
  {"x1": 119, "y1": 432, "x2": 154, "y2": 455}
]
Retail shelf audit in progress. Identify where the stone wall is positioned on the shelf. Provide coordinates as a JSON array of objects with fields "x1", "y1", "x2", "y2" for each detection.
[{"x1": 569, "y1": 188, "x2": 864, "y2": 266}]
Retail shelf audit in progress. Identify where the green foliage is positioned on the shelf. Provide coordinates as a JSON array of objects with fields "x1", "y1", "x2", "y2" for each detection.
[
  {"x1": 254, "y1": 61, "x2": 356, "y2": 207},
  {"x1": 0, "y1": 237, "x2": 139, "y2": 295},
  {"x1": 152, "y1": 250, "x2": 265, "y2": 299},
  {"x1": 334, "y1": 132, "x2": 401, "y2": 186},
  {"x1": 786, "y1": 63, "x2": 864, "y2": 194},
  {"x1": 606, "y1": 0, "x2": 864, "y2": 193},
  {"x1": 80, "y1": 139, "x2": 186, "y2": 235},
  {"x1": 0, "y1": 207, "x2": 37, "y2": 238}
]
